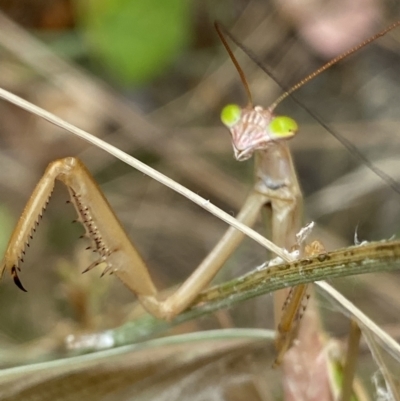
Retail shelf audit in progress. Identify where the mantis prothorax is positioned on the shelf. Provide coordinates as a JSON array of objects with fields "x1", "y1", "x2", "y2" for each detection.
[{"x1": 1, "y1": 20, "x2": 399, "y2": 363}]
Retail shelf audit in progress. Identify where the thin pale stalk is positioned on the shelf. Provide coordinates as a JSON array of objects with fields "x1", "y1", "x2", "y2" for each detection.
[{"x1": 0, "y1": 87, "x2": 289, "y2": 261}]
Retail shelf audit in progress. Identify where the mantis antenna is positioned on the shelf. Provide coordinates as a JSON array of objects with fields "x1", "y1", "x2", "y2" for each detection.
[
  {"x1": 269, "y1": 19, "x2": 400, "y2": 110},
  {"x1": 215, "y1": 21, "x2": 253, "y2": 107}
]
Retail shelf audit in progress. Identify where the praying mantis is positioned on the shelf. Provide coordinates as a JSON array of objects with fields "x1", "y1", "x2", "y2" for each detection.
[{"x1": 1, "y1": 16, "x2": 400, "y2": 377}]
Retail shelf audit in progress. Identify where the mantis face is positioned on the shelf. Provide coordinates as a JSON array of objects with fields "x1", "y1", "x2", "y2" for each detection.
[{"x1": 221, "y1": 104, "x2": 298, "y2": 161}]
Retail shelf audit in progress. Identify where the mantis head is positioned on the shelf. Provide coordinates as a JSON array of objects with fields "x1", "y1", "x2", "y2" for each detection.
[{"x1": 221, "y1": 104, "x2": 298, "y2": 161}]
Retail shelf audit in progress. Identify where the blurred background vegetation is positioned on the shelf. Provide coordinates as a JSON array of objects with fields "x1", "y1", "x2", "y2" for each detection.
[{"x1": 0, "y1": 0, "x2": 399, "y2": 382}]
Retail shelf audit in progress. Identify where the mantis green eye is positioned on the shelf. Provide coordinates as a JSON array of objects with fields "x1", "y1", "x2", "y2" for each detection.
[
  {"x1": 221, "y1": 104, "x2": 241, "y2": 127},
  {"x1": 269, "y1": 116, "x2": 298, "y2": 139}
]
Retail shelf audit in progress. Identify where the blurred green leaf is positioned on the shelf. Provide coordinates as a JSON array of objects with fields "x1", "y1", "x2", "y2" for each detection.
[{"x1": 76, "y1": 0, "x2": 191, "y2": 84}]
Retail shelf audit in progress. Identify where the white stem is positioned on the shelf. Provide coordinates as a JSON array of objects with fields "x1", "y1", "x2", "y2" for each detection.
[{"x1": 0, "y1": 87, "x2": 292, "y2": 261}]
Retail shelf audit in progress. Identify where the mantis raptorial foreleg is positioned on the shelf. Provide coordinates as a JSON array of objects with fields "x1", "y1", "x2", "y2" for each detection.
[{"x1": 0, "y1": 157, "x2": 270, "y2": 320}]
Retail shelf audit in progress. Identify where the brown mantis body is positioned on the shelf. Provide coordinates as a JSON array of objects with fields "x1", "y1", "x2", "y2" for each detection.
[{"x1": 1, "y1": 21, "x2": 400, "y2": 367}]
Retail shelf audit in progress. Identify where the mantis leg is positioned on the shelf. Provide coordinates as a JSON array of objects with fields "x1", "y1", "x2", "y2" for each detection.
[
  {"x1": 0, "y1": 157, "x2": 268, "y2": 320},
  {"x1": 141, "y1": 188, "x2": 268, "y2": 319}
]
